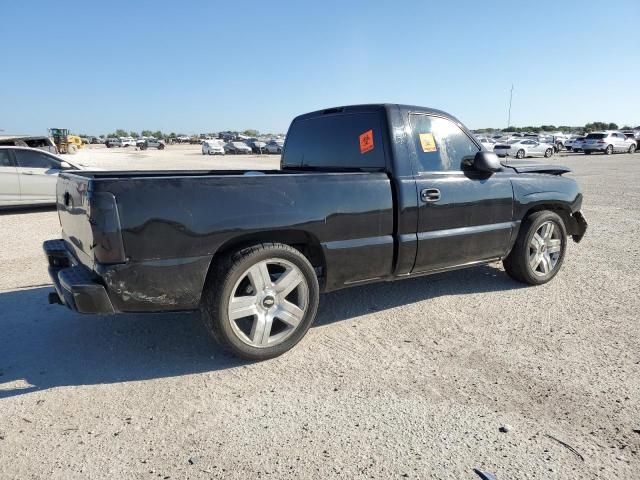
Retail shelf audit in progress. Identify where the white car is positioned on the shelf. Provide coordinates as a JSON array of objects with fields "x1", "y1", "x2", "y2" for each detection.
[
  {"x1": 475, "y1": 136, "x2": 496, "y2": 151},
  {"x1": 0, "y1": 146, "x2": 82, "y2": 207},
  {"x1": 565, "y1": 136, "x2": 586, "y2": 151},
  {"x1": 493, "y1": 139, "x2": 555, "y2": 159},
  {"x1": 582, "y1": 131, "x2": 637, "y2": 155},
  {"x1": 121, "y1": 137, "x2": 137, "y2": 147},
  {"x1": 202, "y1": 139, "x2": 225, "y2": 155}
]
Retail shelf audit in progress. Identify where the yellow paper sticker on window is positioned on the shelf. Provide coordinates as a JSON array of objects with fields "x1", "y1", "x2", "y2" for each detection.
[{"x1": 419, "y1": 133, "x2": 437, "y2": 153}]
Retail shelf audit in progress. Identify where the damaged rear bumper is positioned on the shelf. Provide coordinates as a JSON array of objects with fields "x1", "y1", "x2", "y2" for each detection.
[
  {"x1": 44, "y1": 239, "x2": 115, "y2": 314},
  {"x1": 43, "y1": 239, "x2": 211, "y2": 314}
]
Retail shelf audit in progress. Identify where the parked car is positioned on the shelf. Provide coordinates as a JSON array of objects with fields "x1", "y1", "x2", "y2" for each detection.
[
  {"x1": 121, "y1": 137, "x2": 137, "y2": 148},
  {"x1": 105, "y1": 137, "x2": 123, "y2": 148},
  {"x1": 475, "y1": 136, "x2": 496, "y2": 151},
  {"x1": 622, "y1": 131, "x2": 640, "y2": 144},
  {"x1": 0, "y1": 146, "x2": 81, "y2": 207},
  {"x1": 493, "y1": 139, "x2": 555, "y2": 158},
  {"x1": 137, "y1": 138, "x2": 165, "y2": 150},
  {"x1": 0, "y1": 135, "x2": 58, "y2": 154},
  {"x1": 202, "y1": 139, "x2": 225, "y2": 155},
  {"x1": 565, "y1": 136, "x2": 585, "y2": 151},
  {"x1": 264, "y1": 140, "x2": 284, "y2": 154},
  {"x1": 247, "y1": 140, "x2": 267, "y2": 153},
  {"x1": 44, "y1": 103, "x2": 587, "y2": 360},
  {"x1": 582, "y1": 131, "x2": 637, "y2": 155},
  {"x1": 90, "y1": 137, "x2": 104, "y2": 144},
  {"x1": 224, "y1": 141, "x2": 252, "y2": 154}
]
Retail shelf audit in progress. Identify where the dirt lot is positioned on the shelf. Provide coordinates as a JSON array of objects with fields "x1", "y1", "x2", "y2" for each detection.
[{"x1": 0, "y1": 147, "x2": 638, "y2": 479}]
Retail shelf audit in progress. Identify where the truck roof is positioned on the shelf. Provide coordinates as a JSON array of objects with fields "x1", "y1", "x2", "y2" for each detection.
[{"x1": 292, "y1": 103, "x2": 462, "y2": 124}]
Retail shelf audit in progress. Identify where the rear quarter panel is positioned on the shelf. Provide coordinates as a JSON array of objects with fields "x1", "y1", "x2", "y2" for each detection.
[{"x1": 94, "y1": 172, "x2": 394, "y2": 310}]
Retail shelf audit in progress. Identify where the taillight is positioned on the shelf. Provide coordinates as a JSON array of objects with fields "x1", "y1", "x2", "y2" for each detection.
[{"x1": 88, "y1": 192, "x2": 126, "y2": 264}]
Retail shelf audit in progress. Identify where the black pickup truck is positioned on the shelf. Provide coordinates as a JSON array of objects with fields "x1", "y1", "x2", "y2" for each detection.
[{"x1": 44, "y1": 104, "x2": 587, "y2": 360}]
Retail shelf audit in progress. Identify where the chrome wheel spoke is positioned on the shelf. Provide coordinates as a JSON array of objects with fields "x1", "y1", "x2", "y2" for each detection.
[
  {"x1": 547, "y1": 239, "x2": 561, "y2": 254},
  {"x1": 274, "y1": 267, "x2": 303, "y2": 297},
  {"x1": 276, "y1": 300, "x2": 304, "y2": 328},
  {"x1": 250, "y1": 312, "x2": 273, "y2": 346},
  {"x1": 541, "y1": 222, "x2": 554, "y2": 240},
  {"x1": 540, "y1": 253, "x2": 551, "y2": 274},
  {"x1": 531, "y1": 233, "x2": 544, "y2": 250},
  {"x1": 529, "y1": 253, "x2": 542, "y2": 271},
  {"x1": 247, "y1": 261, "x2": 272, "y2": 291},
  {"x1": 229, "y1": 295, "x2": 258, "y2": 320}
]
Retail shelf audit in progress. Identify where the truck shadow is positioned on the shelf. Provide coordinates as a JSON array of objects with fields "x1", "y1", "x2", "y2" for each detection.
[{"x1": 0, "y1": 265, "x2": 523, "y2": 399}]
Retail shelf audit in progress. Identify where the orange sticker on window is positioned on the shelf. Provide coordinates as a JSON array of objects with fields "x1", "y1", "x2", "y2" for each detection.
[
  {"x1": 419, "y1": 133, "x2": 437, "y2": 152},
  {"x1": 359, "y1": 129, "x2": 374, "y2": 154}
]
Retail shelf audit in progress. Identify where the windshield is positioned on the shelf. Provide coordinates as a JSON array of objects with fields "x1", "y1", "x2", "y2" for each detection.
[{"x1": 586, "y1": 133, "x2": 605, "y2": 139}]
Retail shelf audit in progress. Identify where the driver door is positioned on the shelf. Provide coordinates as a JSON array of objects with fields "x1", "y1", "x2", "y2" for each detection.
[
  {"x1": 409, "y1": 114, "x2": 515, "y2": 274},
  {"x1": 14, "y1": 149, "x2": 63, "y2": 203}
]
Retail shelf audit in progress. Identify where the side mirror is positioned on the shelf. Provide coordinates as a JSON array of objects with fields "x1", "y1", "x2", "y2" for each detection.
[{"x1": 473, "y1": 151, "x2": 502, "y2": 173}]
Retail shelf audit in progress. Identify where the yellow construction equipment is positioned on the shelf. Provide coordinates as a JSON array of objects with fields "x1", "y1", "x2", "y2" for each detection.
[{"x1": 48, "y1": 128, "x2": 84, "y2": 154}]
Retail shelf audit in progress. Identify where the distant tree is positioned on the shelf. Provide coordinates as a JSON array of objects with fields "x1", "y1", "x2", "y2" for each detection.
[
  {"x1": 141, "y1": 130, "x2": 153, "y2": 137},
  {"x1": 130, "y1": 131, "x2": 139, "y2": 138},
  {"x1": 243, "y1": 129, "x2": 259, "y2": 137},
  {"x1": 152, "y1": 130, "x2": 164, "y2": 139},
  {"x1": 169, "y1": 132, "x2": 177, "y2": 138},
  {"x1": 607, "y1": 122, "x2": 618, "y2": 130},
  {"x1": 620, "y1": 125, "x2": 633, "y2": 130},
  {"x1": 114, "y1": 129, "x2": 128, "y2": 137}
]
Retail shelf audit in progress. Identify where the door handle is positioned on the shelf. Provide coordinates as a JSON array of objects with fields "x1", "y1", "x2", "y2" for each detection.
[{"x1": 420, "y1": 188, "x2": 441, "y2": 202}]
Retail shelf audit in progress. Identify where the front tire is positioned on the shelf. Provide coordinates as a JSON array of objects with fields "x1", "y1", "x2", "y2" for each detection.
[
  {"x1": 503, "y1": 211, "x2": 567, "y2": 285},
  {"x1": 544, "y1": 148, "x2": 553, "y2": 158},
  {"x1": 516, "y1": 149, "x2": 525, "y2": 159},
  {"x1": 200, "y1": 243, "x2": 320, "y2": 360},
  {"x1": 629, "y1": 144, "x2": 636, "y2": 154}
]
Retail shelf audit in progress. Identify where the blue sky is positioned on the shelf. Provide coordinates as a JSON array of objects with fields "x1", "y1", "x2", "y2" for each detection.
[{"x1": 1, "y1": 0, "x2": 638, "y2": 135}]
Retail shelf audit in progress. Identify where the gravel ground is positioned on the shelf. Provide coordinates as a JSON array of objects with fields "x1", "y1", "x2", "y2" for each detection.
[{"x1": 0, "y1": 148, "x2": 638, "y2": 479}]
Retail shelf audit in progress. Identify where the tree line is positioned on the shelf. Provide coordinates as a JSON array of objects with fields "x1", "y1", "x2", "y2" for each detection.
[{"x1": 474, "y1": 122, "x2": 637, "y2": 134}]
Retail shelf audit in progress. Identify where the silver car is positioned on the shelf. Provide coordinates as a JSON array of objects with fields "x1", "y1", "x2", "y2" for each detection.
[
  {"x1": 0, "y1": 146, "x2": 81, "y2": 207},
  {"x1": 493, "y1": 139, "x2": 555, "y2": 159},
  {"x1": 582, "y1": 131, "x2": 637, "y2": 154}
]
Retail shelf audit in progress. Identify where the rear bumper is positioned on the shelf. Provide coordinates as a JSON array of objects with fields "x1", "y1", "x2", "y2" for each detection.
[{"x1": 44, "y1": 239, "x2": 115, "y2": 315}]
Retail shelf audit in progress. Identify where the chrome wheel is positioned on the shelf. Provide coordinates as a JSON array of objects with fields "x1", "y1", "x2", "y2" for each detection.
[
  {"x1": 516, "y1": 149, "x2": 525, "y2": 159},
  {"x1": 529, "y1": 221, "x2": 562, "y2": 276},
  {"x1": 227, "y1": 258, "x2": 309, "y2": 348}
]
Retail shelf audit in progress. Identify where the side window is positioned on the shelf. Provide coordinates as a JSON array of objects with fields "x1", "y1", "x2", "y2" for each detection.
[
  {"x1": 0, "y1": 150, "x2": 13, "y2": 167},
  {"x1": 282, "y1": 112, "x2": 386, "y2": 169},
  {"x1": 14, "y1": 150, "x2": 59, "y2": 169},
  {"x1": 409, "y1": 114, "x2": 480, "y2": 172}
]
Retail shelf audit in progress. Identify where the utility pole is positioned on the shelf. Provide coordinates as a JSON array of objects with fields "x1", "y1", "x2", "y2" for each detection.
[{"x1": 507, "y1": 84, "x2": 514, "y2": 128}]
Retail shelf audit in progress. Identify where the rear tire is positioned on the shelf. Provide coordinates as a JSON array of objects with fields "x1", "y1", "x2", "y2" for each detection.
[
  {"x1": 605, "y1": 144, "x2": 613, "y2": 155},
  {"x1": 503, "y1": 211, "x2": 567, "y2": 285},
  {"x1": 544, "y1": 148, "x2": 553, "y2": 158},
  {"x1": 200, "y1": 243, "x2": 320, "y2": 360}
]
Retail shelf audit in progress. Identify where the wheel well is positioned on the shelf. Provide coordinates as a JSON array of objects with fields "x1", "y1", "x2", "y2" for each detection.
[
  {"x1": 204, "y1": 230, "x2": 326, "y2": 289},
  {"x1": 524, "y1": 204, "x2": 577, "y2": 235}
]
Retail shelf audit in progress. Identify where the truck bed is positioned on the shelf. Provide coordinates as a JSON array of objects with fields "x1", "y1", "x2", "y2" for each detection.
[{"x1": 56, "y1": 170, "x2": 396, "y2": 311}]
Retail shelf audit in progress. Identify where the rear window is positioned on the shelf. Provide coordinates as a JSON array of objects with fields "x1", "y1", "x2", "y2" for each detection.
[
  {"x1": 282, "y1": 112, "x2": 386, "y2": 170},
  {"x1": 586, "y1": 133, "x2": 606, "y2": 139}
]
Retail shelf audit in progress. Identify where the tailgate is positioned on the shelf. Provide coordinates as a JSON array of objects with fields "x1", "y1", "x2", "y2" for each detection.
[{"x1": 57, "y1": 173, "x2": 95, "y2": 267}]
